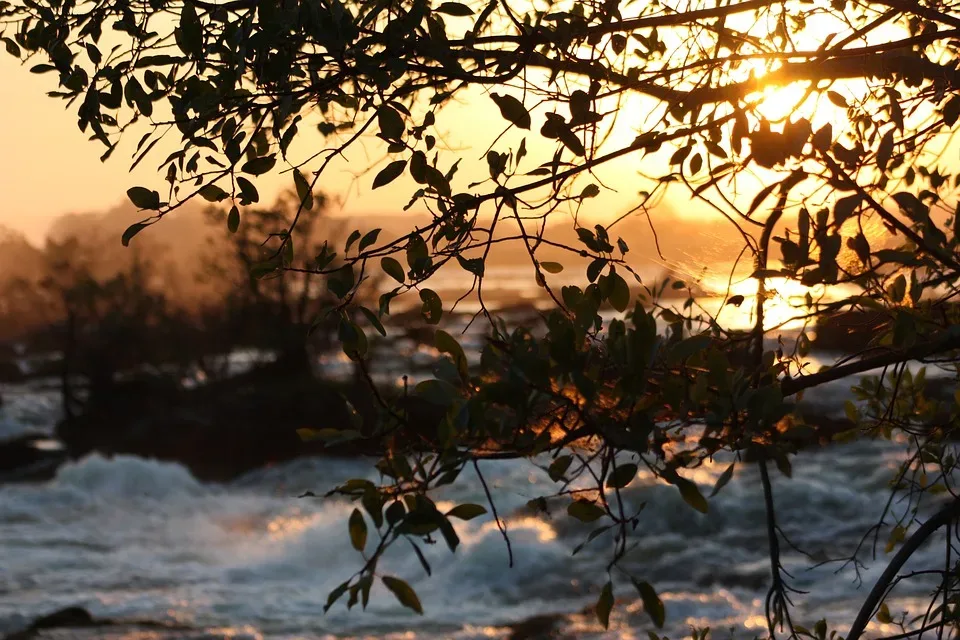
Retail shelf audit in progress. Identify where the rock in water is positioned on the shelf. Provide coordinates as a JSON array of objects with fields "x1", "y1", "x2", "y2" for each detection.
[
  {"x1": 2, "y1": 606, "x2": 195, "y2": 640},
  {"x1": 0, "y1": 434, "x2": 67, "y2": 483},
  {"x1": 29, "y1": 607, "x2": 94, "y2": 630},
  {"x1": 2, "y1": 606, "x2": 93, "y2": 640}
]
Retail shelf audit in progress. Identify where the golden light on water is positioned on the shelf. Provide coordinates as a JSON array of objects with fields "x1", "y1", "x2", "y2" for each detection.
[
  {"x1": 694, "y1": 274, "x2": 830, "y2": 332},
  {"x1": 737, "y1": 276, "x2": 821, "y2": 330},
  {"x1": 482, "y1": 517, "x2": 558, "y2": 543},
  {"x1": 678, "y1": 457, "x2": 738, "y2": 490},
  {"x1": 265, "y1": 511, "x2": 321, "y2": 540}
]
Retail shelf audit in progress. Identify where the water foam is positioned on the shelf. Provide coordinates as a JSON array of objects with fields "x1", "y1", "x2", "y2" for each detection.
[
  {"x1": 0, "y1": 432, "x2": 941, "y2": 640},
  {"x1": 54, "y1": 454, "x2": 207, "y2": 500}
]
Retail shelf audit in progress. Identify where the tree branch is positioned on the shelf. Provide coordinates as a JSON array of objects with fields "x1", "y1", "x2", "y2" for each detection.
[
  {"x1": 781, "y1": 330, "x2": 960, "y2": 397},
  {"x1": 847, "y1": 497, "x2": 960, "y2": 640}
]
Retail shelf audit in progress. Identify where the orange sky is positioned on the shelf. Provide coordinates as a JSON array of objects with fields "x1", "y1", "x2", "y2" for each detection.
[
  {"x1": 0, "y1": 52, "x2": 711, "y2": 246},
  {"x1": 1, "y1": 54, "x2": 429, "y2": 243},
  {"x1": 0, "y1": 12, "x2": 933, "y2": 249},
  {"x1": 2, "y1": 54, "x2": 130, "y2": 242}
]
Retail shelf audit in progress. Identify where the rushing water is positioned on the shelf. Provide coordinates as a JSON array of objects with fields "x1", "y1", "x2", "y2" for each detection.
[
  {"x1": 0, "y1": 397, "x2": 948, "y2": 640},
  {"x1": 0, "y1": 334, "x2": 955, "y2": 640}
]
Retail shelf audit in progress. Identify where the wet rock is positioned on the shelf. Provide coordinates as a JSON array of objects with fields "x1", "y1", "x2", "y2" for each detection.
[
  {"x1": 2, "y1": 606, "x2": 93, "y2": 640},
  {"x1": 29, "y1": 607, "x2": 94, "y2": 630},
  {"x1": 0, "y1": 434, "x2": 66, "y2": 483},
  {"x1": 2, "y1": 606, "x2": 195, "y2": 640}
]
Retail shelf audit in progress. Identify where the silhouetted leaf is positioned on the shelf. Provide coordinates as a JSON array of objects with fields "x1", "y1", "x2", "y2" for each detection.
[
  {"x1": 827, "y1": 91, "x2": 848, "y2": 108},
  {"x1": 345, "y1": 230, "x2": 362, "y2": 253},
  {"x1": 548, "y1": 455, "x2": 572, "y2": 481},
  {"x1": 446, "y1": 504, "x2": 487, "y2": 520},
  {"x1": 490, "y1": 93, "x2": 531, "y2": 129},
  {"x1": 568, "y1": 500, "x2": 606, "y2": 522},
  {"x1": 876, "y1": 130, "x2": 894, "y2": 172},
  {"x1": 607, "y1": 273, "x2": 630, "y2": 312},
  {"x1": 889, "y1": 273, "x2": 907, "y2": 303},
  {"x1": 407, "y1": 539, "x2": 432, "y2": 576},
  {"x1": 632, "y1": 580, "x2": 665, "y2": 628},
  {"x1": 675, "y1": 476, "x2": 708, "y2": 513},
  {"x1": 747, "y1": 182, "x2": 777, "y2": 216},
  {"x1": 177, "y1": 2, "x2": 202, "y2": 57},
  {"x1": 436, "y1": 2, "x2": 474, "y2": 15},
  {"x1": 587, "y1": 258, "x2": 605, "y2": 283},
  {"x1": 381, "y1": 257, "x2": 405, "y2": 283},
  {"x1": 596, "y1": 581, "x2": 614, "y2": 629},
  {"x1": 199, "y1": 184, "x2": 228, "y2": 202},
  {"x1": 227, "y1": 205, "x2": 240, "y2": 233},
  {"x1": 877, "y1": 603, "x2": 893, "y2": 624},
  {"x1": 572, "y1": 523, "x2": 614, "y2": 555},
  {"x1": 3, "y1": 37, "x2": 20, "y2": 57},
  {"x1": 359, "y1": 306, "x2": 386, "y2": 336},
  {"x1": 250, "y1": 260, "x2": 279, "y2": 280},
  {"x1": 241, "y1": 155, "x2": 276, "y2": 175},
  {"x1": 382, "y1": 576, "x2": 423, "y2": 615},
  {"x1": 359, "y1": 229, "x2": 381, "y2": 253},
  {"x1": 891, "y1": 192, "x2": 927, "y2": 220},
  {"x1": 833, "y1": 195, "x2": 861, "y2": 226},
  {"x1": 435, "y1": 329, "x2": 467, "y2": 376},
  {"x1": 670, "y1": 144, "x2": 691, "y2": 166},
  {"x1": 669, "y1": 334, "x2": 712, "y2": 362},
  {"x1": 812, "y1": 124, "x2": 832, "y2": 152},
  {"x1": 581, "y1": 183, "x2": 600, "y2": 198},
  {"x1": 237, "y1": 176, "x2": 260, "y2": 204},
  {"x1": 294, "y1": 170, "x2": 314, "y2": 209},
  {"x1": 127, "y1": 186, "x2": 160, "y2": 210},
  {"x1": 420, "y1": 288, "x2": 442, "y2": 324},
  {"x1": 374, "y1": 160, "x2": 407, "y2": 189},
  {"x1": 324, "y1": 581, "x2": 350, "y2": 612},
  {"x1": 457, "y1": 255, "x2": 484, "y2": 277},
  {"x1": 122, "y1": 223, "x2": 148, "y2": 247},
  {"x1": 348, "y1": 508, "x2": 367, "y2": 551},
  {"x1": 378, "y1": 106, "x2": 405, "y2": 141},
  {"x1": 944, "y1": 96, "x2": 960, "y2": 127},
  {"x1": 690, "y1": 152, "x2": 703, "y2": 174},
  {"x1": 606, "y1": 463, "x2": 637, "y2": 489},
  {"x1": 710, "y1": 463, "x2": 735, "y2": 497},
  {"x1": 432, "y1": 515, "x2": 464, "y2": 551}
]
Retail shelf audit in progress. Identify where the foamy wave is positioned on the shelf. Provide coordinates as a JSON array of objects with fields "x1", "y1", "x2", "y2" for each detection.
[
  {"x1": 0, "y1": 435, "x2": 931, "y2": 640},
  {"x1": 54, "y1": 454, "x2": 206, "y2": 500}
]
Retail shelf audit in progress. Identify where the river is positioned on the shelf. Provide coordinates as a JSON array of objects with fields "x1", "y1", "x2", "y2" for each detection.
[
  {"x1": 0, "y1": 269, "x2": 950, "y2": 639},
  {"x1": 0, "y1": 385, "x2": 946, "y2": 639}
]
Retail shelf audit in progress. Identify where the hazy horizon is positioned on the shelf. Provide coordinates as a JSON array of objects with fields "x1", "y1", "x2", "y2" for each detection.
[{"x1": 1, "y1": 53, "x2": 725, "y2": 246}]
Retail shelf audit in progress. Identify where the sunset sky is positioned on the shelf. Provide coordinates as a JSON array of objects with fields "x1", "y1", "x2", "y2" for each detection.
[
  {"x1": 0, "y1": 50, "x2": 720, "y2": 247},
  {"x1": 0, "y1": 53, "x2": 428, "y2": 243},
  {"x1": 0, "y1": 6, "x2": 924, "y2": 251}
]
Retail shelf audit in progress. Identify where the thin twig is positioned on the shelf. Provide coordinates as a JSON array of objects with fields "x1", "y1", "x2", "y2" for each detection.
[{"x1": 473, "y1": 458, "x2": 514, "y2": 568}]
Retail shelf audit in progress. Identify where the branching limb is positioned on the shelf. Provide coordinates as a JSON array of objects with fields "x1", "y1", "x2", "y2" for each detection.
[{"x1": 847, "y1": 498, "x2": 960, "y2": 640}]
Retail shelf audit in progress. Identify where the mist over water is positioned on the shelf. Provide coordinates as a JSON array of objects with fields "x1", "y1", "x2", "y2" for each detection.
[{"x1": 0, "y1": 390, "x2": 944, "y2": 640}]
